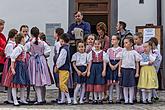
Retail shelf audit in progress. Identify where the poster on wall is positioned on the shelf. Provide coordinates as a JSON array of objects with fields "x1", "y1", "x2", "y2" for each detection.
[
  {"x1": 46, "y1": 23, "x2": 61, "y2": 46},
  {"x1": 143, "y1": 28, "x2": 155, "y2": 43}
]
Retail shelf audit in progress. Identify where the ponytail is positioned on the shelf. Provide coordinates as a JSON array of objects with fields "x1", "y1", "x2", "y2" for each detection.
[{"x1": 31, "y1": 27, "x2": 40, "y2": 45}]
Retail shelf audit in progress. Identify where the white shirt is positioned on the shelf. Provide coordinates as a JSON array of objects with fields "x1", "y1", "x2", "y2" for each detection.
[
  {"x1": 54, "y1": 41, "x2": 61, "y2": 54},
  {"x1": 71, "y1": 52, "x2": 88, "y2": 66},
  {"x1": 56, "y1": 48, "x2": 67, "y2": 69},
  {"x1": 5, "y1": 40, "x2": 16, "y2": 57},
  {"x1": 10, "y1": 44, "x2": 24, "y2": 62},
  {"x1": 117, "y1": 49, "x2": 142, "y2": 69},
  {"x1": 25, "y1": 38, "x2": 51, "y2": 56}
]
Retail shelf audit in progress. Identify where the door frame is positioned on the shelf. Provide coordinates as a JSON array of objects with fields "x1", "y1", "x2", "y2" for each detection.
[{"x1": 74, "y1": 0, "x2": 111, "y2": 36}]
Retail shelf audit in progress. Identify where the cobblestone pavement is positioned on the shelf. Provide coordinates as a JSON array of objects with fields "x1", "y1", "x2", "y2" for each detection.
[{"x1": 0, "y1": 89, "x2": 164, "y2": 110}]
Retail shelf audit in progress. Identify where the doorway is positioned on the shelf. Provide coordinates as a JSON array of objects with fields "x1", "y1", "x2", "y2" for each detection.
[
  {"x1": 83, "y1": 15, "x2": 108, "y2": 34},
  {"x1": 75, "y1": 0, "x2": 111, "y2": 36}
]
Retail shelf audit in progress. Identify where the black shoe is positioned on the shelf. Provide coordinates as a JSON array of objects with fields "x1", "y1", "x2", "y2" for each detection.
[
  {"x1": 147, "y1": 101, "x2": 153, "y2": 104},
  {"x1": 154, "y1": 97, "x2": 159, "y2": 101},
  {"x1": 120, "y1": 99, "x2": 125, "y2": 102},
  {"x1": 129, "y1": 102, "x2": 134, "y2": 105},
  {"x1": 133, "y1": 99, "x2": 137, "y2": 103},
  {"x1": 116, "y1": 100, "x2": 121, "y2": 104},
  {"x1": 124, "y1": 102, "x2": 129, "y2": 105},
  {"x1": 141, "y1": 101, "x2": 147, "y2": 104},
  {"x1": 19, "y1": 101, "x2": 29, "y2": 105},
  {"x1": 34, "y1": 102, "x2": 44, "y2": 105},
  {"x1": 98, "y1": 100, "x2": 103, "y2": 104},
  {"x1": 4, "y1": 101, "x2": 13, "y2": 104},
  {"x1": 42, "y1": 100, "x2": 46, "y2": 104},
  {"x1": 139, "y1": 100, "x2": 143, "y2": 104},
  {"x1": 92, "y1": 100, "x2": 98, "y2": 104},
  {"x1": 108, "y1": 100, "x2": 113, "y2": 104}
]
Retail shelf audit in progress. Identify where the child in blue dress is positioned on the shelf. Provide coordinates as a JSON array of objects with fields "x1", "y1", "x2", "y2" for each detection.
[
  {"x1": 117, "y1": 36, "x2": 141, "y2": 104},
  {"x1": 72, "y1": 40, "x2": 88, "y2": 104},
  {"x1": 106, "y1": 35, "x2": 122, "y2": 104},
  {"x1": 86, "y1": 39, "x2": 107, "y2": 104},
  {"x1": 5, "y1": 33, "x2": 30, "y2": 106}
]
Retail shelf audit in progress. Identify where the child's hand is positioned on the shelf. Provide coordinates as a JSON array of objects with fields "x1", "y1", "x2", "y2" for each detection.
[
  {"x1": 102, "y1": 70, "x2": 106, "y2": 77},
  {"x1": 110, "y1": 64, "x2": 115, "y2": 70},
  {"x1": 114, "y1": 64, "x2": 118, "y2": 69},
  {"x1": 82, "y1": 71, "x2": 87, "y2": 76},
  {"x1": 87, "y1": 71, "x2": 90, "y2": 77},
  {"x1": 135, "y1": 73, "x2": 139, "y2": 78},
  {"x1": 54, "y1": 66, "x2": 58, "y2": 73},
  {"x1": 77, "y1": 70, "x2": 82, "y2": 76},
  {"x1": 118, "y1": 72, "x2": 121, "y2": 77},
  {"x1": 11, "y1": 68, "x2": 16, "y2": 75},
  {"x1": 148, "y1": 61, "x2": 153, "y2": 65}
]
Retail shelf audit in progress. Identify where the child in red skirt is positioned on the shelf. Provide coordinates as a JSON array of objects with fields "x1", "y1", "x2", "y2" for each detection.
[
  {"x1": 2, "y1": 29, "x2": 18, "y2": 104},
  {"x1": 4, "y1": 33, "x2": 30, "y2": 106}
]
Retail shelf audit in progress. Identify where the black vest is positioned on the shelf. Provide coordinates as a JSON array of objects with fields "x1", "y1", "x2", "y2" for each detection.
[{"x1": 58, "y1": 44, "x2": 70, "y2": 71}]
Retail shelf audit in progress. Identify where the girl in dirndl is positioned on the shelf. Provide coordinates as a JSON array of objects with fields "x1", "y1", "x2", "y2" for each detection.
[
  {"x1": 2, "y1": 29, "x2": 17, "y2": 104},
  {"x1": 106, "y1": 35, "x2": 122, "y2": 104},
  {"x1": 138, "y1": 41, "x2": 159, "y2": 104},
  {"x1": 86, "y1": 39, "x2": 107, "y2": 104},
  {"x1": 117, "y1": 36, "x2": 141, "y2": 104},
  {"x1": 4, "y1": 33, "x2": 30, "y2": 106},
  {"x1": 26, "y1": 27, "x2": 51, "y2": 104}
]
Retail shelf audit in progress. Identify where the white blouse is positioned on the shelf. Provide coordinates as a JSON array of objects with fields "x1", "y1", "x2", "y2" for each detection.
[
  {"x1": 25, "y1": 38, "x2": 51, "y2": 56},
  {"x1": 5, "y1": 40, "x2": 16, "y2": 57},
  {"x1": 117, "y1": 48, "x2": 142, "y2": 69},
  {"x1": 87, "y1": 49, "x2": 108, "y2": 63},
  {"x1": 71, "y1": 52, "x2": 88, "y2": 66},
  {"x1": 10, "y1": 44, "x2": 24, "y2": 62}
]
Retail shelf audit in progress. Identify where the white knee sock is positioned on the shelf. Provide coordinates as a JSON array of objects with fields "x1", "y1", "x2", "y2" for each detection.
[
  {"x1": 20, "y1": 88, "x2": 27, "y2": 103},
  {"x1": 73, "y1": 84, "x2": 81, "y2": 102},
  {"x1": 98, "y1": 92, "x2": 102, "y2": 100},
  {"x1": 152, "y1": 89, "x2": 158, "y2": 98},
  {"x1": 129, "y1": 87, "x2": 134, "y2": 103},
  {"x1": 142, "y1": 89, "x2": 146, "y2": 102},
  {"x1": 109, "y1": 84, "x2": 114, "y2": 101},
  {"x1": 80, "y1": 84, "x2": 85, "y2": 102},
  {"x1": 60, "y1": 92, "x2": 65, "y2": 103},
  {"x1": 94, "y1": 92, "x2": 98, "y2": 101},
  {"x1": 123, "y1": 87, "x2": 129, "y2": 103},
  {"x1": 148, "y1": 90, "x2": 152, "y2": 102},
  {"x1": 35, "y1": 86, "x2": 42, "y2": 102},
  {"x1": 12, "y1": 88, "x2": 18, "y2": 105},
  {"x1": 115, "y1": 83, "x2": 120, "y2": 101},
  {"x1": 64, "y1": 92, "x2": 71, "y2": 103},
  {"x1": 7, "y1": 88, "x2": 12, "y2": 102}
]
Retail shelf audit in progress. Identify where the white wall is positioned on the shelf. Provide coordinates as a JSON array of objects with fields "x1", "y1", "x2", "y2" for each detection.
[
  {"x1": 118, "y1": 0, "x2": 157, "y2": 33},
  {"x1": 0, "y1": 0, "x2": 69, "y2": 36},
  {"x1": 0, "y1": 0, "x2": 69, "y2": 89}
]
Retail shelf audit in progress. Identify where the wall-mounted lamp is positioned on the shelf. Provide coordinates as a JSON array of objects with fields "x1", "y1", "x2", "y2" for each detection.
[{"x1": 139, "y1": 0, "x2": 144, "y2": 4}]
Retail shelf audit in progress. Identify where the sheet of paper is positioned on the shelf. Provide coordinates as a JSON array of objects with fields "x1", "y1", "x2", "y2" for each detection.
[{"x1": 143, "y1": 28, "x2": 155, "y2": 43}]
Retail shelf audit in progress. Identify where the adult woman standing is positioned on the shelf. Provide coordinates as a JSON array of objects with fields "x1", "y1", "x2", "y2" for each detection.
[
  {"x1": 0, "y1": 19, "x2": 6, "y2": 73},
  {"x1": 0, "y1": 19, "x2": 7, "y2": 92},
  {"x1": 96, "y1": 22, "x2": 110, "y2": 52}
]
